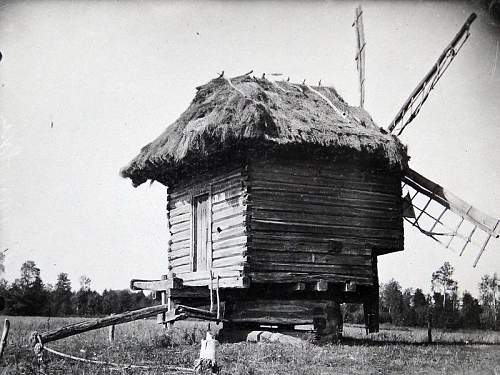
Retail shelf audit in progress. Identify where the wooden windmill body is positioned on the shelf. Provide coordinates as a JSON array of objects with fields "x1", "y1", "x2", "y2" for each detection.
[{"x1": 122, "y1": 11, "x2": 499, "y2": 339}]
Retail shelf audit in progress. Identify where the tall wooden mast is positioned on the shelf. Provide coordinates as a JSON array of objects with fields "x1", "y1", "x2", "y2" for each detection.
[{"x1": 353, "y1": 5, "x2": 366, "y2": 108}]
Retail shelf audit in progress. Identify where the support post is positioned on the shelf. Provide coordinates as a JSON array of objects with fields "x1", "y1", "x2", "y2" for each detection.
[
  {"x1": 108, "y1": 314, "x2": 115, "y2": 343},
  {"x1": 427, "y1": 309, "x2": 433, "y2": 343},
  {"x1": 0, "y1": 319, "x2": 10, "y2": 361}
]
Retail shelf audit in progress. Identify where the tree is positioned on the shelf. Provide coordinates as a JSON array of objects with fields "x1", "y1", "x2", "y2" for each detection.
[
  {"x1": 413, "y1": 288, "x2": 429, "y2": 326},
  {"x1": 52, "y1": 273, "x2": 74, "y2": 316},
  {"x1": 380, "y1": 279, "x2": 404, "y2": 325},
  {"x1": 431, "y1": 262, "x2": 458, "y2": 310},
  {"x1": 8, "y1": 260, "x2": 49, "y2": 316},
  {"x1": 479, "y1": 273, "x2": 499, "y2": 330},
  {"x1": 461, "y1": 291, "x2": 481, "y2": 329}
]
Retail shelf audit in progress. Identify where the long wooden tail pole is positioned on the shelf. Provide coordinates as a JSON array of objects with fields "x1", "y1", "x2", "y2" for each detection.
[{"x1": 31, "y1": 304, "x2": 220, "y2": 346}]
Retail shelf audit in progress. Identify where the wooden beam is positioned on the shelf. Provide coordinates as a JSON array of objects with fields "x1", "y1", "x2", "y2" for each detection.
[
  {"x1": 315, "y1": 279, "x2": 329, "y2": 292},
  {"x1": 291, "y1": 282, "x2": 306, "y2": 291},
  {"x1": 34, "y1": 304, "x2": 180, "y2": 345},
  {"x1": 130, "y1": 277, "x2": 183, "y2": 291}
]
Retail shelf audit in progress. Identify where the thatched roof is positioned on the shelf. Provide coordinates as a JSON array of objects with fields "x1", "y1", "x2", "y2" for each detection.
[{"x1": 121, "y1": 74, "x2": 408, "y2": 187}]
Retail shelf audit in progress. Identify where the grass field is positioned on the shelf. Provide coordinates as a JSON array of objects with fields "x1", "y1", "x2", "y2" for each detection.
[{"x1": 1, "y1": 315, "x2": 499, "y2": 374}]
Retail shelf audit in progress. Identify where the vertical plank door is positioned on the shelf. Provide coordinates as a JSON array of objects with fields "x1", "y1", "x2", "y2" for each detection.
[{"x1": 193, "y1": 193, "x2": 209, "y2": 272}]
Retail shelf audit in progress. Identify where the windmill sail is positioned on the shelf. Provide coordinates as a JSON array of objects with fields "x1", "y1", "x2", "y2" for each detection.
[
  {"x1": 402, "y1": 168, "x2": 500, "y2": 267},
  {"x1": 388, "y1": 13, "x2": 477, "y2": 136}
]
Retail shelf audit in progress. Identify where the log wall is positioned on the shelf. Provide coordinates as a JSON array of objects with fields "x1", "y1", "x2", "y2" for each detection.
[
  {"x1": 167, "y1": 168, "x2": 249, "y2": 288},
  {"x1": 246, "y1": 158, "x2": 403, "y2": 286}
]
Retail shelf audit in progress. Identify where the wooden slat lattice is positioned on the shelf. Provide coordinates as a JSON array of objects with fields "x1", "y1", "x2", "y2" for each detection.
[{"x1": 402, "y1": 168, "x2": 499, "y2": 266}]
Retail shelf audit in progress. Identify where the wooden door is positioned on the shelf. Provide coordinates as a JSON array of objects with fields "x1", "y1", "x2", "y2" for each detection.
[{"x1": 193, "y1": 193, "x2": 210, "y2": 272}]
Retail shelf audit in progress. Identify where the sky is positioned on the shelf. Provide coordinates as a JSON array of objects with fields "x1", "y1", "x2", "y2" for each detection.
[{"x1": 0, "y1": 1, "x2": 499, "y2": 295}]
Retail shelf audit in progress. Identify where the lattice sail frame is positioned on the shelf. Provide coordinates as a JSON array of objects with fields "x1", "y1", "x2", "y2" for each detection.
[{"x1": 402, "y1": 168, "x2": 500, "y2": 267}]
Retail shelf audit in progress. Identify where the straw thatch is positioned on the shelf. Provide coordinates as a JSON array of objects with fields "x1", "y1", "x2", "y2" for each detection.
[{"x1": 121, "y1": 75, "x2": 408, "y2": 187}]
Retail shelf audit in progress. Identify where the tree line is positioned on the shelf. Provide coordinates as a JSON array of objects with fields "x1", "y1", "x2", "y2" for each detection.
[
  {"x1": 0, "y1": 259, "x2": 498, "y2": 331},
  {"x1": 345, "y1": 262, "x2": 499, "y2": 330},
  {"x1": 0, "y1": 260, "x2": 156, "y2": 317}
]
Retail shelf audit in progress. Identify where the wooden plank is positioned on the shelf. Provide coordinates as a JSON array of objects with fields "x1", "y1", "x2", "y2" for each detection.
[
  {"x1": 170, "y1": 222, "x2": 191, "y2": 235},
  {"x1": 213, "y1": 246, "x2": 247, "y2": 260},
  {"x1": 168, "y1": 247, "x2": 190, "y2": 261},
  {"x1": 252, "y1": 219, "x2": 402, "y2": 239},
  {"x1": 251, "y1": 170, "x2": 400, "y2": 193},
  {"x1": 212, "y1": 213, "x2": 246, "y2": 230},
  {"x1": 130, "y1": 278, "x2": 183, "y2": 291},
  {"x1": 212, "y1": 187, "x2": 243, "y2": 203},
  {"x1": 169, "y1": 212, "x2": 191, "y2": 226},
  {"x1": 248, "y1": 272, "x2": 373, "y2": 285},
  {"x1": 171, "y1": 230, "x2": 191, "y2": 243},
  {"x1": 250, "y1": 181, "x2": 400, "y2": 203},
  {"x1": 169, "y1": 204, "x2": 190, "y2": 218},
  {"x1": 212, "y1": 254, "x2": 246, "y2": 268},
  {"x1": 251, "y1": 190, "x2": 400, "y2": 210},
  {"x1": 247, "y1": 250, "x2": 372, "y2": 266},
  {"x1": 212, "y1": 206, "x2": 246, "y2": 223},
  {"x1": 251, "y1": 210, "x2": 399, "y2": 230},
  {"x1": 250, "y1": 198, "x2": 400, "y2": 217},
  {"x1": 250, "y1": 231, "x2": 401, "y2": 251},
  {"x1": 249, "y1": 261, "x2": 372, "y2": 276},
  {"x1": 250, "y1": 159, "x2": 391, "y2": 181},
  {"x1": 212, "y1": 236, "x2": 247, "y2": 251},
  {"x1": 248, "y1": 238, "x2": 371, "y2": 255},
  {"x1": 212, "y1": 226, "x2": 247, "y2": 241},
  {"x1": 36, "y1": 304, "x2": 177, "y2": 344}
]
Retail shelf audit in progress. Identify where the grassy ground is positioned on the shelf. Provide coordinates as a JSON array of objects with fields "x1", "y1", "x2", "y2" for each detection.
[{"x1": 0, "y1": 315, "x2": 499, "y2": 374}]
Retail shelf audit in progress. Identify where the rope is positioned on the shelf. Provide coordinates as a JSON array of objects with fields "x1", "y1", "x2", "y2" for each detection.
[
  {"x1": 32, "y1": 332, "x2": 194, "y2": 373},
  {"x1": 42, "y1": 346, "x2": 194, "y2": 373}
]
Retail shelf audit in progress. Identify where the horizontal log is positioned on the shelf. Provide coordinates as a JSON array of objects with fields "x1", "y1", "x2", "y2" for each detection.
[
  {"x1": 212, "y1": 236, "x2": 247, "y2": 251},
  {"x1": 213, "y1": 246, "x2": 246, "y2": 260},
  {"x1": 248, "y1": 238, "x2": 370, "y2": 255},
  {"x1": 170, "y1": 239, "x2": 190, "y2": 251},
  {"x1": 167, "y1": 286, "x2": 211, "y2": 299},
  {"x1": 251, "y1": 209, "x2": 399, "y2": 230},
  {"x1": 251, "y1": 168, "x2": 400, "y2": 192},
  {"x1": 169, "y1": 203, "x2": 190, "y2": 217},
  {"x1": 171, "y1": 230, "x2": 191, "y2": 243},
  {"x1": 252, "y1": 170, "x2": 400, "y2": 194},
  {"x1": 169, "y1": 256, "x2": 191, "y2": 268},
  {"x1": 250, "y1": 198, "x2": 400, "y2": 218},
  {"x1": 247, "y1": 250, "x2": 372, "y2": 266},
  {"x1": 251, "y1": 219, "x2": 403, "y2": 239},
  {"x1": 168, "y1": 248, "x2": 190, "y2": 261},
  {"x1": 170, "y1": 221, "x2": 191, "y2": 235},
  {"x1": 250, "y1": 180, "x2": 400, "y2": 203},
  {"x1": 212, "y1": 213, "x2": 246, "y2": 230},
  {"x1": 169, "y1": 212, "x2": 190, "y2": 226},
  {"x1": 248, "y1": 272, "x2": 373, "y2": 285},
  {"x1": 212, "y1": 206, "x2": 246, "y2": 222},
  {"x1": 249, "y1": 231, "x2": 400, "y2": 251},
  {"x1": 130, "y1": 278, "x2": 183, "y2": 291},
  {"x1": 251, "y1": 190, "x2": 401, "y2": 210},
  {"x1": 36, "y1": 304, "x2": 178, "y2": 344},
  {"x1": 249, "y1": 261, "x2": 372, "y2": 276},
  {"x1": 212, "y1": 187, "x2": 243, "y2": 204},
  {"x1": 212, "y1": 226, "x2": 247, "y2": 242},
  {"x1": 212, "y1": 254, "x2": 246, "y2": 268}
]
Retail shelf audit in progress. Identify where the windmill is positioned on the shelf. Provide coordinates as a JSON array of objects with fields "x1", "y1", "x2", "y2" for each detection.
[
  {"x1": 353, "y1": 10, "x2": 497, "y2": 267},
  {"x1": 121, "y1": 9, "x2": 499, "y2": 340}
]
